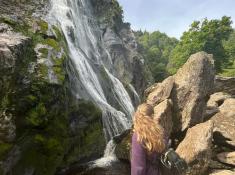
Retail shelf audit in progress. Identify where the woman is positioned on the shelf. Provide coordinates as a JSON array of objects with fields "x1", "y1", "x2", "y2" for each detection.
[{"x1": 131, "y1": 103, "x2": 167, "y2": 175}]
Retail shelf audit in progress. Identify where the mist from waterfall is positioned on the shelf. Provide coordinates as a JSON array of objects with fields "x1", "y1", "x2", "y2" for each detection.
[{"x1": 47, "y1": 0, "x2": 135, "y2": 141}]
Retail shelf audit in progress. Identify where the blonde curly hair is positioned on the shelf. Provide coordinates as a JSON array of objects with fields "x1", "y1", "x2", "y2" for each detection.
[{"x1": 133, "y1": 103, "x2": 166, "y2": 153}]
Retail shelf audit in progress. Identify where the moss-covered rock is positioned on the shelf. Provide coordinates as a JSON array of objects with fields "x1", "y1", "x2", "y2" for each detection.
[
  {"x1": 114, "y1": 129, "x2": 132, "y2": 161},
  {"x1": 90, "y1": 0, "x2": 123, "y2": 31},
  {"x1": 0, "y1": 8, "x2": 106, "y2": 175}
]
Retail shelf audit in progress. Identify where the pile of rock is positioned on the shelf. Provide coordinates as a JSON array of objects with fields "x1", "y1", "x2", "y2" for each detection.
[
  {"x1": 116, "y1": 51, "x2": 235, "y2": 175},
  {"x1": 144, "y1": 52, "x2": 235, "y2": 174},
  {"x1": 146, "y1": 52, "x2": 235, "y2": 174}
]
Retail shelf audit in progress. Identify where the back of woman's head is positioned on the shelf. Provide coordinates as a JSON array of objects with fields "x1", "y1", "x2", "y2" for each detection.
[{"x1": 133, "y1": 103, "x2": 166, "y2": 153}]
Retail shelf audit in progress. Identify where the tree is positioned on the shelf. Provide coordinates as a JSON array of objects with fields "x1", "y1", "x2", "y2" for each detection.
[
  {"x1": 168, "y1": 16, "x2": 233, "y2": 74},
  {"x1": 135, "y1": 31, "x2": 178, "y2": 82},
  {"x1": 221, "y1": 30, "x2": 235, "y2": 76}
]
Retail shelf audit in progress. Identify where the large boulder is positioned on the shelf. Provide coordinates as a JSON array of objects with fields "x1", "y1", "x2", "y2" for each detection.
[
  {"x1": 176, "y1": 120, "x2": 214, "y2": 175},
  {"x1": 145, "y1": 76, "x2": 174, "y2": 106},
  {"x1": 211, "y1": 98, "x2": 235, "y2": 149},
  {"x1": 214, "y1": 76, "x2": 235, "y2": 95},
  {"x1": 171, "y1": 52, "x2": 215, "y2": 131}
]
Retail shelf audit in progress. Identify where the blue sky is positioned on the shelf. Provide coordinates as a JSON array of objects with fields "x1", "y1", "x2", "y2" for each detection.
[{"x1": 117, "y1": 0, "x2": 235, "y2": 39}]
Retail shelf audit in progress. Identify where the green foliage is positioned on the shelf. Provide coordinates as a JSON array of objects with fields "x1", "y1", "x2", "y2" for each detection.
[
  {"x1": 42, "y1": 38, "x2": 60, "y2": 51},
  {"x1": 91, "y1": 0, "x2": 123, "y2": 31},
  {"x1": 221, "y1": 30, "x2": 235, "y2": 77},
  {"x1": 63, "y1": 101, "x2": 104, "y2": 165},
  {"x1": 26, "y1": 103, "x2": 47, "y2": 127},
  {"x1": 168, "y1": 16, "x2": 233, "y2": 74},
  {"x1": 37, "y1": 20, "x2": 49, "y2": 34},
  {"x1": 38, "y1": 48, "x2": 49, "y2": 58},
  {"x1": 0, "y1": 16, "x2": 17, "y2": 26},
  {"x1": 0, "y1": 143, "x2": 13, "y2": 160},
  {"x1": 136, "y1": 31, "x2": 178, "y2": 82},
  {"x1": 53, "y1": 66, "x2": 65, "y2": 82}
]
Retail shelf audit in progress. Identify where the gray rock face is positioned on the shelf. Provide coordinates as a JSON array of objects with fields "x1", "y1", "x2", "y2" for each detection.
[
  {"x1": 0, "y1": 0, "x2": 48, "y2": 18},
  {"x1": 212, "y1": 98, "x2": 235, "y2": 148},
  {"x1": 214, "y1": 76, "x2": 235, "y2": 95},
  {"x1": 172, "y1": 52, "x2": 215, "y2": 131},
  {"x1": 0, "y1": 32, "x2": 30, "y2": 143},
  {"x1": 0, "y1": 33, "x2": 29, "y2": 70},
  {"x1": 0, "y1": 23, "x2": 13, "y2": 33},
  {"x1": 103, "y1": 25, "x2": 152, "y2": 96},
  {"x1": 176, "y1": 120, "x2": 214, "y2": 175}
]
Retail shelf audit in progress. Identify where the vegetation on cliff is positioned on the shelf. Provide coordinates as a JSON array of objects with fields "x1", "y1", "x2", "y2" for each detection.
[{"x1": 91, "y1": 0, "x2": 124, "y2": 31}]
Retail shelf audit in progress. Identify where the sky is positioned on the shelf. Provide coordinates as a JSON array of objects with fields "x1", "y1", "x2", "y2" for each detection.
[{"x1": 117, "y1": 0, "x2": 235, "y2": 39}]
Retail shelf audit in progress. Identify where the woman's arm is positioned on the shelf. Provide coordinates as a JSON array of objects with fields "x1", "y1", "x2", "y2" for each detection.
[{"x1": 131, "y1": 133, "x2": 147, "y2": 175}]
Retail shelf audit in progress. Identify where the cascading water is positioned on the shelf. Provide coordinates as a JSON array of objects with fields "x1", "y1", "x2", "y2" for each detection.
[{"x1": 47, "y1": 0, "x2": 135, "y2": 141}]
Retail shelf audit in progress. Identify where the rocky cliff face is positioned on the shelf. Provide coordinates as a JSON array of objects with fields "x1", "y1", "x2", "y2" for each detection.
[
  {"x1": 90, "y1": 0, "x2": 153, "y2": 97},
  {"x1": 0, "y1": 0, "x2": 150, "y2": 174}
]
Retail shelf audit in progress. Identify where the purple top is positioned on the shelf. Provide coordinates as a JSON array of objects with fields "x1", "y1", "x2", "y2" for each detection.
[{"x1": 131, "y1": 133, "x2": 162, "y2": 175}]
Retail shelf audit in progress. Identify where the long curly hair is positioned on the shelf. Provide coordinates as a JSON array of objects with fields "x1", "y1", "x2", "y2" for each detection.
[{"x1": 133, "y1": 103, "x2": 166, "y2": 153}]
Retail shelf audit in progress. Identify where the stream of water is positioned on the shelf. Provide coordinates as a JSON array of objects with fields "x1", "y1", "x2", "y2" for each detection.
[{"x1": 48, "y1": 0, "x2": 135, "y2": 142}]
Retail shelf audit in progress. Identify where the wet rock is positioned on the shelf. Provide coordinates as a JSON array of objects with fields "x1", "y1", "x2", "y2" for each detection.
[
  {"x1": 57, "y1": 159, "x2": 130, "y2": 175},
  {"x1": 114, "y1": 129, "x2": 132, "y2": 161},
  {"x1": 0, "y1": 32, "x2": 30, "y2": 143},
  {"x1": 153, "y1": 99, "x2": 173, "y2": 136},
  {"x1": 1, "y1": 146, "x2": 21, "y2": 175},
  {"x1": 103, "y1": 25, "x2": 152, "y2": 96},
  {"x1": 217, "y1": 152, "x2": 235, "y2": 166},
  {"x1": 103, "y1": 27, "x2": 122, "y2": 46},
  {"x1": 0, "y1": 23, "x2": 13, "y2": 33},
  {"x1": 172, "y1": 52, "x2": 215, "y2": 131},
  {"x1": 145, "y1": 76, "x2": 174, "y2": 106},
  {"x1": 214, "y1": 76, "x2": 235, "y2": 95},
  {"x1": 0, "y1": 111, "x2": 15, "y2": 142},
  {"x1": 211, "y1": 98, "x2": 235, "y2": 148},
  {"x1": 0, "y1": 33, "x2": 30, "y2": 71},
  {"x1": 176, "y1": 120, "x2": 214, "y2": 175}
]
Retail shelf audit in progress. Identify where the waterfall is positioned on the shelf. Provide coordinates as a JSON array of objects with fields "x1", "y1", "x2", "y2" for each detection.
[
  {"x1": 90, "y1": 139, "x2": 118, "y2": 168},
  {"x1": 47, "y1": 0, "x2": 135, "y2": 140}
]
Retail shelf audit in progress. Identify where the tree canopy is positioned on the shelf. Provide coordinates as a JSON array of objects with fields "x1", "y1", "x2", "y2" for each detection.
[
  {"x1": 135, "y1": 31, "x2": 178, "y2": 82},
  {"x1": 221, "y1": 30, "x2": 235, "y2": 76},
  {"x1": 167, "y1": 16, "x2": 233, "y2": 74}
]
